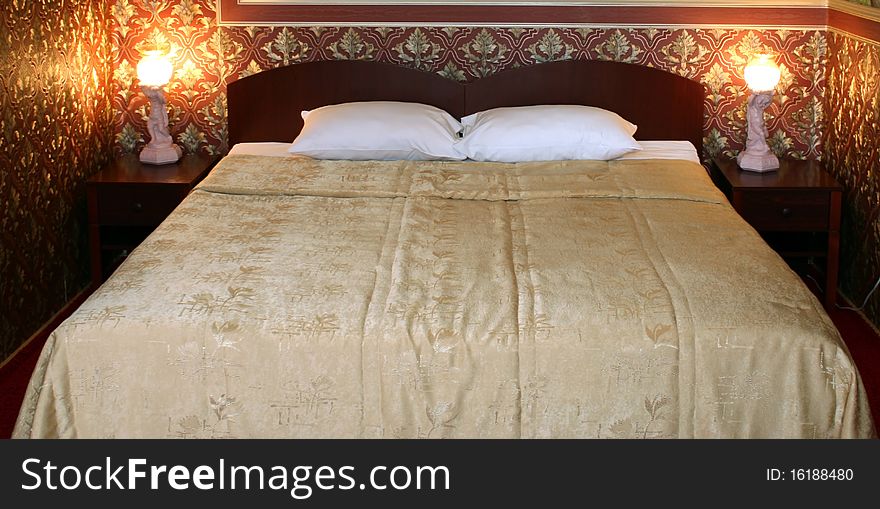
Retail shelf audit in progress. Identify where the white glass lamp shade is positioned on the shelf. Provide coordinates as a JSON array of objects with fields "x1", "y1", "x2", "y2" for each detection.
[
  {"x1": 743, "y1": 54, "x2": 781, "y2": 93},
  {"x1": 137, "y1": 50, "x2": 173, "y2": 87},
  {"x1": 137, "y1": 49, "x2": 182, "y2": 164},
  {"x1": 738, "y1": 54, "x2": 781, "y2": 172}
]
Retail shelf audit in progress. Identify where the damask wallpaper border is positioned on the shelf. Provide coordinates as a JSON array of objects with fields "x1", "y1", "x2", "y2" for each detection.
[{"x1": 111, "y1": 1, "x2": 830, "y2": 166}]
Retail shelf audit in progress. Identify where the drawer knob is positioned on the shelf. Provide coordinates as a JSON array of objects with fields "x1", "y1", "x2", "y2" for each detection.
[
  {"x1": 781, "y1": 207, "x2": 791, "y2": 218},
  {"x1": 132, "y1": 202, "x2": 143, "y2": 212}
]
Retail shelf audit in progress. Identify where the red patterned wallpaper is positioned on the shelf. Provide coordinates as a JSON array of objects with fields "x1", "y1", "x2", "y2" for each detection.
[
  {"x1": 110, "y1": 1, "x2": 828, "y2": 162},
  {"x1": 824, "y1": 31, "x2": 880, "y2": 326},
  {"x1": 0, "y1": 1, "x2": 114, "y2": 360}
]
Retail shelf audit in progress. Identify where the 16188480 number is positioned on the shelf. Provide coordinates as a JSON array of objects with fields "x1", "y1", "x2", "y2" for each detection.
[{"x1": 790, "y1": 469, "x2": 854, "y2": 481}]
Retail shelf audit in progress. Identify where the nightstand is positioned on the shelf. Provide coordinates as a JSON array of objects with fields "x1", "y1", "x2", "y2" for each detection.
[
  {"x1": 87, "y1": 154, "x2": 217, "y2": 286},
  {"x1": 710, "y1": 157, "x2": 843, "y2": 308}
]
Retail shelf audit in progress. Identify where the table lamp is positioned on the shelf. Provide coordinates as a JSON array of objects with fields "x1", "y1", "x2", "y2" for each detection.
[
  {"x1": 137, "y1": 50, "x2": 183, "y2": 165},
  {"x1": 737, "y1": 54, "x2": 781, "y2": 172}
]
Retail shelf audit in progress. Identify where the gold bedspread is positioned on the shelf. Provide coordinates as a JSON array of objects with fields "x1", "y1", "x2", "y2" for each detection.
[{"x1": 14, "y1": 155, "x2": 875, "y2": 438}]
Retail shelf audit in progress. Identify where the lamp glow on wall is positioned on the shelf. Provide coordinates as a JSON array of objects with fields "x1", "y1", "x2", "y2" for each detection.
[
  {"x1": 737, "y1": 54, "x2": 781, "y2": 172},
  {"x1": 136, "y1": 50, "x2": 182, "y2": 165}
]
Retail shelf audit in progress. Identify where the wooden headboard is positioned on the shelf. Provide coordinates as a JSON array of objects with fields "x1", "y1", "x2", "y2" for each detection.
[
  {"x1": 228, "y1": 60, "x2": 705, "y2": 156},
  {"x1": 227, "y1": 61, "x2": 465, "y2": 147},
  {"x1": 464, "y1": 60, "x2": 704, "y2": 155}
]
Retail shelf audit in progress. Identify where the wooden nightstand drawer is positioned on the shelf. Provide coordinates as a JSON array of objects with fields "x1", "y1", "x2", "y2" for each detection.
[
  {"x1": 96, "y1": 185, "x2": 185, "y2": 226},
  {"x1": 711, "y1": 157, "x2": 842, "y2": 308},
  {"x1": 738, "y1": 190, "x2": 829, "y2": 231},
  {"x1": 88, "y1": 154, "x2": 217, "y2": 286}
]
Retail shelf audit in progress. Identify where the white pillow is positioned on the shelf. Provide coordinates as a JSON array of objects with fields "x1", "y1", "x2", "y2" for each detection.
[
  {"x1": 289, "y1": 101, "x2": 465, "y2": 161},
  {"x1": 454, "y1": 105, "x2": 641, "y2": 162}
]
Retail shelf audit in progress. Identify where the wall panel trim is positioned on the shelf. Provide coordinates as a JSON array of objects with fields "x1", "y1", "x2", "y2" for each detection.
[
  {"x1": 218, "y1": 0, "x2": 828, "y2": 26},
  {"x1": 218, "y1": 1, "x2": 880, "y2": 44},
  {"x1": 830, "y1": 0, "x2": 880, "y2": 24},
  {"x1": 830, "y1": 2, "x2": 880, "y2": 43}
]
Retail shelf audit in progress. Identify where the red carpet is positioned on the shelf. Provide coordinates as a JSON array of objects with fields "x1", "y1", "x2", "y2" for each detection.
[
  {"x1": 2, "y1": 293, "x2": 878, "y2": 438},
  {"x1": 826, "y1": 305, "x2": 880, "y2": 430},
  {"x1": 0, "y1": 335, "x2": 47, "y2": 438}
]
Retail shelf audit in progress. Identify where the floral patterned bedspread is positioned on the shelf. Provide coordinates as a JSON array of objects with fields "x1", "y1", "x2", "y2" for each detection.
[{"x1": 14, "y1": 155, "x2": 876, "y2": 438}]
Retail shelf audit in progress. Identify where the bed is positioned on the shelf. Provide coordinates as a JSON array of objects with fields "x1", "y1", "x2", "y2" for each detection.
[{"x1": 14, "y1": 61, "x2": 875, "y2": 438}]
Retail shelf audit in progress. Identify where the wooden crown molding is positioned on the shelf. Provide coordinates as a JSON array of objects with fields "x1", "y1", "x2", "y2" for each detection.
[
  {"x1": 234, "y1": 1, "x2": 827, "y2": 5},
  {"x1": 220, "y1": 1, "x2": 880, "y2": 43},
  {"x1": 219, "y1": 0, "x2": 828, "y2": 27},
  {"x1": 830, "y1": 0, "x2": 880, "y2": 24}
]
